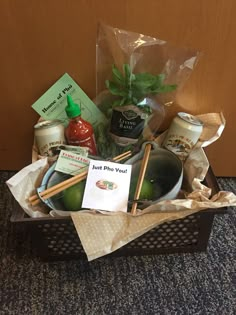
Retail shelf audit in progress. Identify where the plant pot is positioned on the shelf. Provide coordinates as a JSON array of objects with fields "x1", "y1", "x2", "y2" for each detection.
[{"x1": 109, "y1": 105, "x2": 149, "y2": 146}]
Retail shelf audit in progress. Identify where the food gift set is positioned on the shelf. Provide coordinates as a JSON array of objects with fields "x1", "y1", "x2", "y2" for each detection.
[{"x1": 7, "y1": 24, "x2": 236, "y2": 261}]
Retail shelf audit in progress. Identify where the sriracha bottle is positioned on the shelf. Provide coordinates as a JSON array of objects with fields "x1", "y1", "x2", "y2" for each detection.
[{"x1": 65, "y1": 95, "x2": 97, "y2": 155}]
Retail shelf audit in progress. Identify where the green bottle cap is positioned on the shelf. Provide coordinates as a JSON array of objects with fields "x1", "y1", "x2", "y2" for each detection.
[{"x1": 65, "y1": 94, "x2": 81, "y2": 118}]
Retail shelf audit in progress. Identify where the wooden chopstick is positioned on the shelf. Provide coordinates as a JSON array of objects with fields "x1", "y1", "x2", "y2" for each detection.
[
  {"x1": 112, "y1": 150, "x2": 132, "y2": 162},
  {"x1": 131, "y1": 143, "x2": 152, "y2": 215},
  {"x1": 113, "y1": 151, "x2": 132, "y2": 162},
  {"x1": 28, "y1": 169, "x2": 88, "y2": 203},
  {"x1": 30, "y1": 171, "x2": 88, "y2": 206},
  {"x1": 29, "y1": 150, "x2": 132, "y2": 206}
]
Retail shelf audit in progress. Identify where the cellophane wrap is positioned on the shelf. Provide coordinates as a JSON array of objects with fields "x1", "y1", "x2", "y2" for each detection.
[
  {"x1": 6, "y1": 113, "x2": 236, "y2": 260},
  {"x1": 94, "y1": 23, "x2": 201, "y2": 158}
]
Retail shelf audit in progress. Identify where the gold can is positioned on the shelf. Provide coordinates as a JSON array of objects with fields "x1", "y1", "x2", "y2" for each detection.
[{"x1": 162, "y1": 112, "x2": 203, "y2": 161}]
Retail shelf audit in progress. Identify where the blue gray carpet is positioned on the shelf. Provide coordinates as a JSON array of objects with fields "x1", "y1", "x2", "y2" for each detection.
[{"x1": 0, "y1": 171, "x2": 235, "y2": 315}]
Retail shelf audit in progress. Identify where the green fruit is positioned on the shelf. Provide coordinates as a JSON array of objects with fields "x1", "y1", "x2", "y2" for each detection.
[
  {"x1": 129, "y1": 177, "x2": 154, "y2": 200},
  {"x1": 62, "y1": 180, "x2": 86, "y2": 211}
]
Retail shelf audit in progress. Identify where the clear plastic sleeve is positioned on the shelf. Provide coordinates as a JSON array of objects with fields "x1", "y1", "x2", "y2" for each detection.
[{"x1": 95, "y1": 23, "x2": 201, "y2": 158}]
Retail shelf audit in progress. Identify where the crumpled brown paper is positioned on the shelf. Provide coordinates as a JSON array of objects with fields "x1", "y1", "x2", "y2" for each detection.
[
  {"x1": 6, "y1": 112, "x2": 236, "y2": 261},
  {"x1": 71, "y1": 112, "x2": 236, "y2": 261},
  {"x1": 71, "y1": 163, "x2": 236, "y2": 261},
  {"x1": 71, "y1": 198, "x2": 232, "y2": 261}
]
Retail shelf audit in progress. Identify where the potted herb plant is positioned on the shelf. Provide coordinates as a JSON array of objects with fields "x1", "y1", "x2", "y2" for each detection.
[{"x1": 105, "y1": 64, "x2": 177, "y2": 146}]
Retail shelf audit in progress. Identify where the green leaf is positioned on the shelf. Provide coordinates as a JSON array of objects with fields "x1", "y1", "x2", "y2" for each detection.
[
  {"x1": 112, "y1": 65, "x2": 125, "y2": 85},
  {"x1": 152, "y1": 84, "x2": 177, "y2": 94},
  {"x1": 137, "y1": 105, "x2": 152, "y2": 115},
  {"x1": 123, "y1": 64, "x2": 131, "y2": 78},
  {"x1": 131, "y1": 97, "x2": 138, "y2": 104},
  {"x1": 131, "y1": 87, "x2": 149, "y2": 100},
  {"x1": 132, "y1": 73, "x2": 157, "y2": 91},
  {"x1": 106, "y1": 62, "x2": 177, "y2": 109},
  {"x1": 105, "y1": 80, "x2": 127, "y2": 97},
  {"x1": 155, "y1": 74, "x2": 165, "y2": 85},
  {"x1": 123, "y1": 64, "x2": 132, "y2": 87},
  {"x1": 105, "y1": 79, "x2": 110, "y2": 88},
  {"x1": 134, "y1": 72, "x2": 156, "y2": 83},
  {"x1": 112, "y1": 99, "x2": 123, "y2": 107},
  {"x1": 130, "y1": 73, "x2": 136, "y2": 81},
  {"x1": 120, "y1": 97, "x2": 129, "y2": 105},
  {"x1": 112, "y1": 96, "x2": 128, "y2": 107}
]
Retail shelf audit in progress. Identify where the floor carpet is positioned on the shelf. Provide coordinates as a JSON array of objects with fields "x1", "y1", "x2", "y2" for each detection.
[{"x1": 0, "y1": 171, "x2": 235, "y2": 315}]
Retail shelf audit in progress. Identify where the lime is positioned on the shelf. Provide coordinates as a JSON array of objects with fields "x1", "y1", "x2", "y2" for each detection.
[
  {"x1": 129, "y1": 177, "x2": 154, "y2": 200},
  {"x1": 62, "y1": 180, "x2": 86, "y2": 211}
]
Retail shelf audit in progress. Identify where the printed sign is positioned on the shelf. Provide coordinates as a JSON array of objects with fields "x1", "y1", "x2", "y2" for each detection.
[
  {"x1": 31, "y1": 73, "x2": 107, "y2": 131},
  {"x1": 82, "y1": 160, "x2": 132, "y2": 212},
  {"x1": 55, "y1": 150, "x2": 89, "y2": 176}
]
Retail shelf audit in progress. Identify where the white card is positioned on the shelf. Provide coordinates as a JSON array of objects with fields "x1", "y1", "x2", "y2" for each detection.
[
  {"x1": 55, "y1": 150, "x2": 89, "y2": 175},
  {"x1": 82, "y1": 160, "x2": 132, "y2": 212}
]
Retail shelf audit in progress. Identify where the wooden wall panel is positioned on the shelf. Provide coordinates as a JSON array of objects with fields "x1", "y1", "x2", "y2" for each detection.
[{"x1": 0, "y1": 0, "x2": 235, "y2": 175}]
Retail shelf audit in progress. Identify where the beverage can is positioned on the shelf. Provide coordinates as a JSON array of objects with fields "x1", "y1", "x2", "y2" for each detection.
[
  {"x1": 162, "y1": 112, "x2": 203, "y2": 161},
  {"x1": 34, "y1": 120, "x2": 66, "y2": 156}
]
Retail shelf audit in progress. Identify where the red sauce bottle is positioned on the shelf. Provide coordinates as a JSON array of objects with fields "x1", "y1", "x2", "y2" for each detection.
[{"x1": 65, "y1": 95, "x2": 97, "y2": 155}]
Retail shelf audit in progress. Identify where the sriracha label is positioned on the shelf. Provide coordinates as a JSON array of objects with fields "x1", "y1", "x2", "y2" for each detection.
[{"x1": 65, "y1": 117, "x2": 97, "y2": 155}]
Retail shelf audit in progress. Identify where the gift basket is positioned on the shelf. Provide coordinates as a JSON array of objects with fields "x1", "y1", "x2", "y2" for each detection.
[{"x1": 7, "y1": 23, "x2": 236, "y2": 261}]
